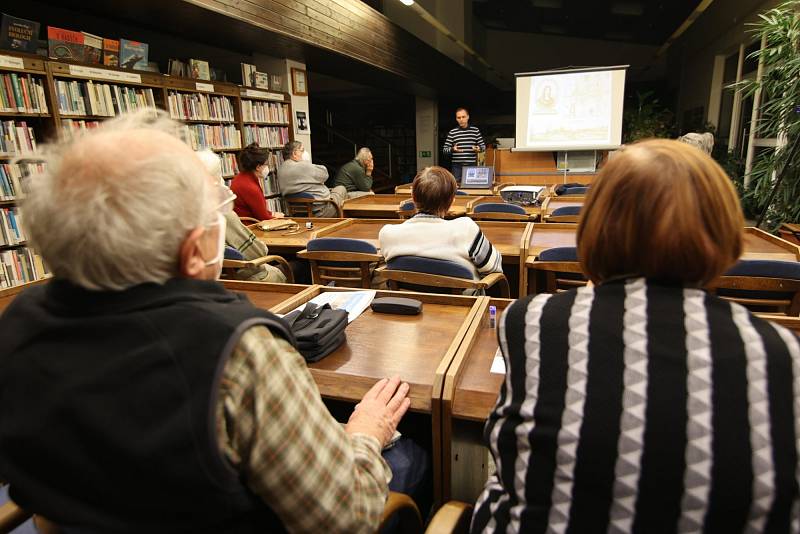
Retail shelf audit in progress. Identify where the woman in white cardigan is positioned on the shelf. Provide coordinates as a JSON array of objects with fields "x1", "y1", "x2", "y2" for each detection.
[{"x1": 379, "y1": 166, "x2": 502, "y2": 281}]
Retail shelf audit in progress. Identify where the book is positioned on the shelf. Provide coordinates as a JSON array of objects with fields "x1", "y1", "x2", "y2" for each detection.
[
  {"x1": 189, "y1": 59, "x2": 210, "y2": 81},
  {"x1": 47, "y1": 26, "x2": 84, "y2": 61},
  {"x1": 168, "y1": 58, "x2": 187, "y2": 77},
  {"x1": 270, "y1": 74, "x2": 282, "y2": 91},
  {"x1": 240, "y1": 62, "x2": 256, "y2": 87},
  {"x1": 253, "y1": 72, "x2": 269, "y2": 90},
  {"x1": 102, "y1": 38, "x2": 118, "y2": 67},
  {"x1": 82, "y1": 32, "x2": 102, "y2": 64},
  {"x1": 0, "y1": 13, "x2": 39, "y2": 53},
  {"x1": 119, "y1": 38, "x2": 148, "y2": 70}
]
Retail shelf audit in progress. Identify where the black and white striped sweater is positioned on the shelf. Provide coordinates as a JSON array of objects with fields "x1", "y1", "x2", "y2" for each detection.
[
  {"x1": 443, "y1": 125, "x2": 485, "y2": 165},
  {"x1": 472, "y1": 277, "x2": 800, "y2": 533}
]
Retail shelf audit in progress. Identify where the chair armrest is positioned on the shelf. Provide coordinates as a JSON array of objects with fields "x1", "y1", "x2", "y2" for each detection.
[
  {"x1": 324, "y1": 199, "x2": 344, "y2": 218},
  {"x1": 378, "y1": 491, "x2": 422, "y2": 534},
  {"x1": 222, "y1": 255, "x2": 295, "y2": 283},
  {"x1": 0, "y1": 499, "x2": 31, "y2": 533},
  {"x1": 478, "y1": 273, "x2": 510, "y2": 298},
  {"x1": 425, "y1": 501, "x2": 473, "y2": 534}
]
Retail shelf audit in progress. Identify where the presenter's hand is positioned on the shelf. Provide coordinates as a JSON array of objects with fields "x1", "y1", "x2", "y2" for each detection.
[
  {"x1": 453, "y1": 143, "x2": 461, "y2": 153},
  {"x1": 473, "y1": 145, "x2": 480, "y2": 152},
  {"x1": 346, "y1": 376, "x2": 411, "y2": 447}
]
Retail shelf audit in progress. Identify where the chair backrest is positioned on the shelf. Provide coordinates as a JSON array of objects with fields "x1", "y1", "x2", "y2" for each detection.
[
  {"x1": 528, "y1": 247, "x2": 586, "y2": 295},
  {"x1": 473, "y1": 202, "x2": 526, "y2": 215},
  {"x1": 382, "y1": 256, "x2": 476, "y2": 295},
  {"x1": 708, "y1": 259, "x2": 800, "y2": 316},
  {"x1": 538, "y1": 246, "x2": 578, "y2": 261},
  {"x1": 282, "y1": 192, "x2": 341, "y2": 218},
  {"x1": 551, "y1": 205, "x2": 581, "y2": 216},
  {"x1": 298, "y1": 237, "x2": 381, "y2": 289}
]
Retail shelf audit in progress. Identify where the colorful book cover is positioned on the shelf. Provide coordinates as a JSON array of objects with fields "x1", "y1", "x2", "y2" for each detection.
[
  {"x1": 102, "y1": 38, "x2": 119, "y2": 67},
  {"x1": 47, "y1": 26, "x2": 84, "y2": 61},
  {"x1": 119, "y1": 38, "x2": 148, "y2": 70},
  {"x1": 0, "y1": 13, "x2": 39, "y2": 53},
  {"x1": 189, "y1": 59, "x2": 210, "y2": 81},
  {"x1": 82, "y1": 32, "x2": 102, "y2": 64}
]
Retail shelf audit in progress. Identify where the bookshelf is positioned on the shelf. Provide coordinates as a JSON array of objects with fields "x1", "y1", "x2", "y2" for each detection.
[{"x1": 0, "y1": 51, "x2": 297, "y2": 284}]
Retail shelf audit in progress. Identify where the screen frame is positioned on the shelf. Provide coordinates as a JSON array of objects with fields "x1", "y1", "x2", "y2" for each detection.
[{"x1": 460, "y1": 166, "x2": 494, "y2": 189}]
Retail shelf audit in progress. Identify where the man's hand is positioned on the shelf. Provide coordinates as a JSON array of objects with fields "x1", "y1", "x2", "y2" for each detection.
[
  {"x1": 453, "y1": 143, "x2": 461, "y2": 153},
  {"x1": 366, "y1": 159, "x2": 374, "y2": 176},
  {"x1": 345, "y1": 376, "x2": 410, "y2": 447},
  {"x1": 473, "y1": 145, "x2": 480, "y2": 152}
]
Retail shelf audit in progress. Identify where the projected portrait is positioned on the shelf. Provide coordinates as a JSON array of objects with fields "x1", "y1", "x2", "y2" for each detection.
[{"x1": 534, "y1": 83, "x2": 557, "y2": 114}]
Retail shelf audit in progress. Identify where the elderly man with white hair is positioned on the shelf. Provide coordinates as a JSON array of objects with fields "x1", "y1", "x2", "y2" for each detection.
[
  {"x1": 334, "y1": 147, "x2": 375, "y2": 199},
  {"x1": 0, "y1": 110, "x2": 410, "y2": 533}
]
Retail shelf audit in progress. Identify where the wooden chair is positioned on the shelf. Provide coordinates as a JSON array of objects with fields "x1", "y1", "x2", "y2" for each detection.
[
  {"x1": 526, "y1": 246, "x2": 588, "y2": 295},
  {"x1": 546, "y1": 205, "x2": 581, "y2": 223},
  {"x1": 297, "y1": 238, "x2": 382, "y2": 289},
  {"x1": 221, "y1": 247, "x2": 295, "y2": 283},
  {"x1": 707, "y1": 259, "x2": 800, "y2": 316},
  {"x1": 0, "y1": 494, "x2": 30, "y2": 534},
  {"x1": 377, "y1": 256, "x2": 510, "y2": 297},
  {"x1": 470, "y1": 202, "x2": 530, "y2": 222},
  {"x1": 284, "y1": 193, "x2": 343, "y2": 218},
  {"x1": 424, "y1": 501, "x2": 473, "y2": 534}
]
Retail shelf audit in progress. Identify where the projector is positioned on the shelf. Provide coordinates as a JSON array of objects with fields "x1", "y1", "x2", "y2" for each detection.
[{"x1": 500, "y1": 185, "x2": 546, "y2": 206}]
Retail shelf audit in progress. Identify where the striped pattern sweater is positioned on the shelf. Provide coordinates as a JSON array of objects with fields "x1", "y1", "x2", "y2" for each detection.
[
  {"x1": 472, "y1": 278, "x2": 800, "y2": 533},
  {"x1": 443, "y1": 126, "x2": 485, "y2": 165}
]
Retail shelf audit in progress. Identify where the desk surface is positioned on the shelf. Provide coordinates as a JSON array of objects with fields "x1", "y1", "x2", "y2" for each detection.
[
  {"x1": 249, "y1": 218, "x2": 349, "y2": 251},
  {"x1": 272, "y1": 287, "x2": 482, "y2": 413},
  {"x1": 395, "y1": 185, "x2": 495, "y2": 196},
  {"x1": 314, "y1": 219, "x2": 402, "y2": 249},
  {"x1": 221, "y1": 280, "x2": 317, "y2": 312},
  {"x1": 542, "y1": 196, "x2": 584, "y2": 216},
  {"x1": 343, "y1": 194, "x2": 474, "y2": 218},
  {"x1": 526, "y1": 225, "x2": 800, "y2": 262}
]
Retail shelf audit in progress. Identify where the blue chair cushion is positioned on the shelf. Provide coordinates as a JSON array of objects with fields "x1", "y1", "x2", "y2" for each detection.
[
  {"x1": 725, "y1": 260, "x2": 800, "y2": 279},
  {"x1": 552, "y1": 205, "x2": 581, "y2": 216},
  {"x1": 473, "y1": 202, "x2": 526, "y2": 215},
  {"x1": 538, "y1": 247, "x2": 578, "y2": 261},
  {"x1": 224, "y1": 246, "x2": 245, "y2": 260},
  {"x1": 563, "y1": 186, "x2": 588, "y2": 195},
  {"x1": 387, "y1": 256, "x2": 474, "y2": 280},
  {"x1": 400, "y1": 200, "x2": 416, "y2": 211},
  {"x1": 455, "y1": 190, "x2": 468, "y2": 196},
  {"x1": 307, "y1": 237, "x2": 377, "y2": 254},
  {"x1": 286, "y1": 192, "x2": 315, "y2": 199}
]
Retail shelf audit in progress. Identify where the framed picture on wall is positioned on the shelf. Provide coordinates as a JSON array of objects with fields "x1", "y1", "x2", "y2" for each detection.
[
  {"x1": 295, "y1": 110, "x2": 310, "y2": 135},
  {"x1": 291, "y1": 67, "x2": 307, "y2": 96}
]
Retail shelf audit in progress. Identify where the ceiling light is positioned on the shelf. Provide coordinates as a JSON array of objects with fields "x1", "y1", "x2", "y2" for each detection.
[{"x1": 399, "y1": 0, "x2": 414, "y2": 5}]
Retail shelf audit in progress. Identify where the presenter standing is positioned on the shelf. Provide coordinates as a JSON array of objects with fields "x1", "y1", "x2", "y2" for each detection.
[{"x1": 442, "y1": 107, "x2": 485, "y2": 184}]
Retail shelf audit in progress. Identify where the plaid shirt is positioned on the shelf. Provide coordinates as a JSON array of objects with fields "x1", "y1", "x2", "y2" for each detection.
[{"x1": 216, "y1": 325, "x2": 391, "y2": 533}]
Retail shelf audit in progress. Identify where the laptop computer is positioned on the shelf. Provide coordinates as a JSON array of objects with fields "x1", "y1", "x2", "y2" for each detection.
[{"x1": 460, "y1": 166, "x2": 494, "y2": 189}]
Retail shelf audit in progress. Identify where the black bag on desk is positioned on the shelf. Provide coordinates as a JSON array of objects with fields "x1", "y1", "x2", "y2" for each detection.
[{"x1": 284, "y1": 302, "x2": 348, "y2": 362}]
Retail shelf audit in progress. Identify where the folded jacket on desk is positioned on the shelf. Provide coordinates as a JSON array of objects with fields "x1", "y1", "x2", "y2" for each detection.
[{"x1": 284, "y1": 302, "x2": 348, "y2": 362}]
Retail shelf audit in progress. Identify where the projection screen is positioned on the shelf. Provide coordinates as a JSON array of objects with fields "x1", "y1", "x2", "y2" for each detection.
[{"x1": 515, "y1": 66, "x2": 628, "y2": 151}]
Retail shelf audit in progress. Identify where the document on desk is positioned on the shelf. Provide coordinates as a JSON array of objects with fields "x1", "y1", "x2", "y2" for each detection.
[
  {"x1": 286, "y1": 290, "x2": 376, "y2": 323},
  {"x1": 490, "y1": 348, "x2": 505, "y2": 374}
]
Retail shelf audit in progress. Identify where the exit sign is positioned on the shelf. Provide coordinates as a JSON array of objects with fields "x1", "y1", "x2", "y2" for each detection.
[{"x1": 419, "y1": 150, "x2": 432, "y2": 157}]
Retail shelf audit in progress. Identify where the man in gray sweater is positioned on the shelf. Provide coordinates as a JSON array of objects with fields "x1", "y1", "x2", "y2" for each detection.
[{"x1": 277, "y1": 141, "x2": 347, "y2": 217}]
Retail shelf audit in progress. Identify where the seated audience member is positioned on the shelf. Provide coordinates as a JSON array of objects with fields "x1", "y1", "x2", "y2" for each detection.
[
  {"x1": 277, "y1": 141, "x2": 347, "y2": 217},
  {"x1": 230, "y1": 143, "x2": 284, "y2": 221},
  {"x1": 379, "y1": 166, "x2": 502, "y2": 290},
  {"x1": 0, "y1": 110, "x2": 411, "y2": 533},
  {"x1": 334, "y1": 147, "x2": 375, "y2": 198},
  {"x1": 678, "y1": 131, "x2": 714, "y2": 154},
  {"x1": 197, "y1": 149, "x2": 286, "y2": 283},
  {"x1": 472, "y1": 139, "x2": 800, "y2": 533}
]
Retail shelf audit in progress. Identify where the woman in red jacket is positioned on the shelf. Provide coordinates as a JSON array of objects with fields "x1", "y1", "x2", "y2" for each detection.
[{"x1": 230, "y1": 143, "x2": 284, "y2": 221}]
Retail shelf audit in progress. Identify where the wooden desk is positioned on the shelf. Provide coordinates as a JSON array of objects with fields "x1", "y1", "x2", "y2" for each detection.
[
  {"x1": 468, "y1": 195, "x2": 540, "y2": 219},
  {"x1": 342, "y1": 194, "x2": 476, "y2": 219},
  {"x1": 271, "y1": 286, "x2": 484, "y2": 504},
  {"x1": 221, "y1": 281, "x2": 318, "y2": 312},
  {"x1": 477, "y1": 221, "x2": 532, "y2": 297},
  {"x1": 527, "y1": 222, "x2": 578, "y2": 259},
  {"x1": 394, "y1": 184, "x2": 495, "y2": 196},
  {"x1": 742, "y1": 227, "x2": 800, "y2": 261},
  {"x1": 541, "y1": 195, "x2": 585, "y2": 217},
  {"x1": 313, "y1": 218, "x2": 402, "y2": 250},
  {"x1": 248, "y1": 218, "x2": 350, "y2": 254}
]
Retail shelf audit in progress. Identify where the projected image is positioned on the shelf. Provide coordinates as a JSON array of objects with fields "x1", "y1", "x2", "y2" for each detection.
[{"x1": 527, "y1": 71, "x2": 612, "y2": 146}]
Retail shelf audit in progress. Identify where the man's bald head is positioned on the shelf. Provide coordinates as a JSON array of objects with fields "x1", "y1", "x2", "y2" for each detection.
[{"x1": 22, "y1": 110, "x2": 216, "y2": 290}]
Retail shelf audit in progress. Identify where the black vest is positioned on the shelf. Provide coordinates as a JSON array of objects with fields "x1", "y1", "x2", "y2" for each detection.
[{"x1": 0, "y1": 278, "x2": 296, "y2": 533}]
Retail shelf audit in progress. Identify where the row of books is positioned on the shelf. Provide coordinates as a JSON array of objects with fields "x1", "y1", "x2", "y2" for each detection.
[
  {"x1": 0, "y1": 120, "x2": 36, "y2": 155},
  {"x1": 266, "y1": 197, "x2": 283, "y2": 213},
  {"x1": 60, "y1": 119, "x2": 101, "y2": 138},
  {"x1": 241, "y1": 101, "x2": 289, "y2": 124},
  {"x1": 168, "y1": 92, "x2": 235, "y2": 122},
  {"x1": 220, "y1": 152, "x2": 239, "y2": 178},
  {"x1": 262, "y1": 173, "x2": 280, "y2": 196},
  {"x1": 47, "y1": 26, "x2": 148, "y2": 71},
  {"x1": 265, "y1": 151, "x2": 285, "y2": 174},
  {"x1": 55, "y1": 80, "x2": 157, "y2": 117},
  {"x1": 0, "y1": 246, "x2": 48, "y2": 288},
  {"x1": 0, "y1": 162, "x2": 44, "y2": 201},
  {"x1": 0, "y1": 73, "x2": 49, "y2": 114},
  {"x1": 181, "y1": 124, "x2": 241, "y2": 151},
  {"x1": 0, "y1": 207, "x2": 24, "y2": 246},
  {"x1": 242, "y1": 126, "x2": 289, "y2": 149}
]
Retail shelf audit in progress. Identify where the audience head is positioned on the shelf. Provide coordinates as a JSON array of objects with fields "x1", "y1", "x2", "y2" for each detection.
[
  {"x1": 678, "y1": 132, "x2": 715, "y2": 155},
  {"x1": 238, "y1": 143, "x2": 269, "y2": 175},
  {"x1": 196, "y1": 149, "x2": 222, "y2": 182},
  {"x1": 455, "y1": 107, "x2": 469, "y2": 128},
  {"x1": 578, "y1": 139, "x2": 743, "y2": 285},
  {"x1": 283, "y1": 140, "x2": 304, "y2": 161},
  {"x1": 356, "y1": 147, "x2": 373, "y2": 168},
  {"x1": 411, "y1": 166, "x2": 457, "y2": 218},
  {"x1": 22, "y1": 109, "x2": 231, "y2": 290}
]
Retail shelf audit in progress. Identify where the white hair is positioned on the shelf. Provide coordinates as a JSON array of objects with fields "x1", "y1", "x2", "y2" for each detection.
[
  {"x1": 196, "y1": 148, "x2": 223, "y2": 182},
  {"x1": 21, "y1": 109, "x2": 214, "y2": 290},
  {"x1": 355, "y1": 147, "x2": 372, "y2": 165},
  {"x1": 678, "y1": 132, "x2": 714, "y2": 155}
]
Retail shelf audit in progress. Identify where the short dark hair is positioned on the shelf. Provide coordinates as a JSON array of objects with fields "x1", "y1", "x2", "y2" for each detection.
[
  {"x1": 412, "y1": 166, "x2": 457, "y2": 217},
  {"x1": 455, "y1": 107, "x2": 469, "y2": 115},
  {"x1": 238, "y1": 143, "x2": 268, "y2": 172}
]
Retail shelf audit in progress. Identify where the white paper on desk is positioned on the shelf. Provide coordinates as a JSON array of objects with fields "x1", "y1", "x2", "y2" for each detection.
[
  {"x1": 490, "y1": 348, "x2": 506, "y2": 374},
  {"x1": 285, "y1": 290, "x2": 376, "y2": 323}
]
